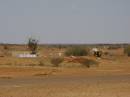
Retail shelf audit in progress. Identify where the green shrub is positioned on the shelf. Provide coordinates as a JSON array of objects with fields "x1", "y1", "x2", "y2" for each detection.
[
  {"x1": 65, "y1": 47, "x2": 88, "y2": 56},
  {"x1": 108, "y1": 45, "x2": 121, "y2": 49},
  {"x1": 50, "y1": 57, "x2": 64, "y2": 67},
  {"x1": 124, "y1": 46, "x2": 130, "y2": 56}
]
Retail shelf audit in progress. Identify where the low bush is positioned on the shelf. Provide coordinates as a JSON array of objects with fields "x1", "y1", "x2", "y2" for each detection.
[
  {"x1": 80, "y1": 59, "x2": 99, "y2": 68},
  {"x1": 124, "y1": 46, "x2": 130, "y2": 56},
  {"x1": 38, "y1": 61, "x2": 45, "y2": 66},
  {"x1": 65, "y1": 47, "x2": 88, "y2": 56},
  {"x1": 3, "y1": 45, "x2": 9, "y2": 50},
  {"x1": 50, "y1": 57, "x2": 64, "y2": 67}
]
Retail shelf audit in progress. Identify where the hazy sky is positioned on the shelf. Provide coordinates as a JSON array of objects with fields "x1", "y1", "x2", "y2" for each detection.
[{"x1": 0, "y1": 0, "x2": 130, "y2": 44}]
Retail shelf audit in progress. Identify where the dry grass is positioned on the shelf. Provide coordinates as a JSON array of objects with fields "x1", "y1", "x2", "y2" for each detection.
[
  {"x1": 0, "y1": 74, "x2": 130, "y2": 97},
  {"x1": 0, "y1": 45, "x2": 130, "y2": 97}
]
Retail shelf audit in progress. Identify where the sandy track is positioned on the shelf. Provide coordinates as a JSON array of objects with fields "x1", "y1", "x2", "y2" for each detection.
[{"x1": 0, "y1": 74, "x2": 130, "y2": 97}]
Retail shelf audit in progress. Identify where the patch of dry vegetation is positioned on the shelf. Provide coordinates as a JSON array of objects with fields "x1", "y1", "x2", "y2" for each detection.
[
  {"x1": 124, "y1": 45, "x2": 130, "y2": 56},
  {"x1": 50, "y1": 57, "x2": 64, "y2": 67},
  {"x1": 65, "y1": 46, "x2": 88, "y2": 56}
]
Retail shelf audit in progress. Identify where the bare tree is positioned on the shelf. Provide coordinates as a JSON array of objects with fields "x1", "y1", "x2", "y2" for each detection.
[{"x1": 28, "y1": 38, "x2": 38, "y2": 54}]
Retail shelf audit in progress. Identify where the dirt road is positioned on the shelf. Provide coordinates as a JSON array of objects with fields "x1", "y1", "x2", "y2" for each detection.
[{"x1": 0, "y1": 74, "x2": 130, "y2": 97}]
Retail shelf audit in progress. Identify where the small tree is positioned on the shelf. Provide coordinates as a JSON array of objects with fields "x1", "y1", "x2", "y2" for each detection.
[{"x1": 28, "y1": 38, "x2": 38, "y2": 54}]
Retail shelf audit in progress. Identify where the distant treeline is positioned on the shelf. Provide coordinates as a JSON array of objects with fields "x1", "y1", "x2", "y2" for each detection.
[
  {"x1": 41, "y1": 43, "x2": 130, "y2": 49},
  {"x1": 0, "y1": 43, "x2": 129, "y2": 49}
]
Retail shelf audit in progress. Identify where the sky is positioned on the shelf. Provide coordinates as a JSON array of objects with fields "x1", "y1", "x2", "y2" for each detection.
[{"x1": 0, "y1": 0, "x2": 130, "y2": 44}]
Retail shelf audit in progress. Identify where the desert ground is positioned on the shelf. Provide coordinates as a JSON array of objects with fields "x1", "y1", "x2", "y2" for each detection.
[{"x1": 0, "y1": 44, "x2": 130, "y2": 97}]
